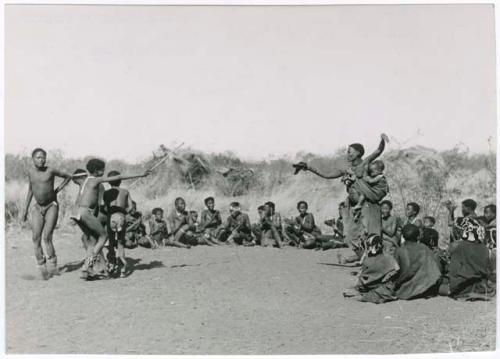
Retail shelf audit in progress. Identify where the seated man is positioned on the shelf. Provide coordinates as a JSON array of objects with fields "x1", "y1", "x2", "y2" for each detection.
[
  {"x1": 343, "y1": 234, "x2": 399, "y2": 304},
  {"x1": 166, "y1": 197, "x2": 199, "y2": 247},
  {"x1": 199, "y1": 197, "x2": 223, "y2": 245},
  {"x1": 393, "y1": 224, "x2": 442, "y2": 300},
  {"x1": 219, "y1": 202, "x2": 254, "y2": 245},
  {"x1": 284, "y1": 201, "x2": 321, "y2": 249},
  {"x1": 319, "y1": 202, "x2": 349, "y2": 251},
  {"x1": 447, "y1": 215, "x2": 495, "y2": 301}
]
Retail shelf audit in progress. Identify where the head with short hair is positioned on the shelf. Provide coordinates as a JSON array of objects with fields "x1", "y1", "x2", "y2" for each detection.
[
  {"x1": 369, "y1": 160, "x2": 385, "y2": 176},
  {"x1": 229, "y1": 202, "x2": 241, "y2": 216},
  {"x1": 175, "y1": 197, "x2": 186, "y2": 211},
  {"x1": 402, "y1": 224, "x2": 419, "y2": 242},
  {"x1": 484, "y1": 204, "x2": 496, "y2": 222},
  {"x1": 31, "y1": 148, "x2": 47, "y2": 168},
  {"x1": 297, "y1": 201, "x2": 308, "y2": 215},
  {"x1": 31, "y1": 148, "x2": 47, "y2": 158},
  {"x1": 423, "y1": 216, "x2": 436, "y2": 228},
  {"x1": 380, "y1": 200, "x2": 393, "y2": 217},
  {"x1": 107, "y1": 170, "x2": 121, "y2": 187},
  {"x1": 152, "y1": 207, "x2": 163, "y2": 215},
  {"x1": 72, "y1": 168, "x2": 87, "y2": 184},
  {"x1": 204, "y1": 196, "x2": 215, "y2": 210},
  {"x1": 152, "y1": 207, "x2": 164, "y2": 219},
  {"x1": 264, "y1": 201, "x2": 276, "y2": 215},
  {"x1": 406, "y1": 202, "x2": 420, "y2": 217},
  {"x1": 347, "y1": 143, "x2": 365, "y2": 162},
  {"x1": 86, "y1": 158, "x2": 106, "y2": 176},
  {"x1": 461, "y1": 199, "x2": 477, "y2": 217}
]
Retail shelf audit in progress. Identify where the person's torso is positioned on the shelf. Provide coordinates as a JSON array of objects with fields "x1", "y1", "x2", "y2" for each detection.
[
  {"x1": 202, "y1": 209, "x2": 221, "y2": 228},
  {"x1": 29, "y1": 168, "x2": 57, "y2": 205}
]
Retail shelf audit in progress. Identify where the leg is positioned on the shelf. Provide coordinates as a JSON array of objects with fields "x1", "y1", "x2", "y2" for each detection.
[
  {"x1": 78, "y1": 210, "x2": 107, "y2": 273},
  {"x1": 41, "y1": 203, "x2": 59, "y2": 260},
  {"x1": 301, "y1": 233, "x2": 317, "y2": 249},
  {"x1": 30, "y1": 207, "x2": 45, "y2": 264},
  {"x1": 42, "y1": 205, "x2": 60, "y2": 277},
  {"x1": 179, "y1": 230, "x2": 199, "y2": 246},
  {"x1": 30, "y1": 207, "x2": 49, "y2": 279},
  {"x1": 117, "y1": 240, "x2": 127, "y2": 277},
  {"x1": 271, "y1": 227, "x2": 282, "y2": 248},
  {"x1": 164, "y1": 238, "x2": 191, "y2": 248},
  {"x1": 251, "y1": 224, "x2": 263, "y2": 245},
  {"x1": 284, "y1": 225, "x2": 301, "y2": 246}
]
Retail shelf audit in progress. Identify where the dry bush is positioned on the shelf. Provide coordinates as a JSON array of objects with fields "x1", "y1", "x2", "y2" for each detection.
[{"x1": 5, "y1": 144, "x2": 496, "y2": 241}]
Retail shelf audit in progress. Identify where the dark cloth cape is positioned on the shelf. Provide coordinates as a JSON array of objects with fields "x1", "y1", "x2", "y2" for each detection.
[
  {"x1": 448, "y1": 240, "x2": 495, "y2": 299},
  {"x1": 394, "y1": 241, "x2": 442, "y2": 300},
  {"x1": 356, "y1": 254, "x2": 399, "y2": 304}
]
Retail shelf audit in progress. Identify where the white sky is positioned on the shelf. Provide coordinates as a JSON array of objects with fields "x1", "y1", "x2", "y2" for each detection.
[{"x1": 5, "y1": 4, "x2": 496, "y2": 161}]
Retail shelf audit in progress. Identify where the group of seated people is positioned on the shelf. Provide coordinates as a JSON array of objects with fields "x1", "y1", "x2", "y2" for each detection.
[
  {"x1": 343, "y1": 199, "x2": 496, "y2": 303},
  {"x1": 121, "y1": 197, "x2": 347, "y2": 251}
]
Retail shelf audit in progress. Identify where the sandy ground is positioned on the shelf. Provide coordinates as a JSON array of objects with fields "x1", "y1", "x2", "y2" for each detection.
[{"x1": 5, "y1": 227, "x2": 496, "y2": 355}]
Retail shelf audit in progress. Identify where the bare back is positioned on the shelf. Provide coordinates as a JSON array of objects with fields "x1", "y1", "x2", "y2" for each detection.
[
  {"x1": 78, "y1": 177, "x2": 102, "y2": 209},
  {"x1": 103, "y1": 187, "x2": 130, "y2": 210},
  {"x1": 28, "y1": 167, "x2": 57, "y2": 206}
]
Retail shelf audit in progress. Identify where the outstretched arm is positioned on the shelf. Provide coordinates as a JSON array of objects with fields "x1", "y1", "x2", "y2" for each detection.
[
  {"x1": 97, "y1": 171, "x2": 150, "y2": 184},
  {"x1": 306, "y1": 165, "x2": 346, "y2": 179},
  {"x1": 21, "y1": 181, "x2": 33, "y2": 222},
  {"x1": 364, "y1": 133, "x2": 389, "y2": 163}
]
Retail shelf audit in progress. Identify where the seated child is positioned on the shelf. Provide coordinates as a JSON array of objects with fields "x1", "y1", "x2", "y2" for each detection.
[
  {"x1": 284, "y1": 201, "x2": 321, "y2": 249},
  {"x1": 190, "y1": 211, "x2": 200, "y2": 231},
  {"x1": 420, "y1": 216, "x2": 439, "y2": 250},
  {"x1": 148, "y1": 207, "x2": 168, "y2": 247},
  {"x1": 481, "y1": 204, "x2": 496, "y2": 282},
  {"x1": 125, "y1": 201, "x2": 151, "y2": 248},
  {"x1": 199, "y1": 197, "x2": 223, "y2": 245},
  {"x1": 251, "y1": 205, "x2": 267, "y2": 245},
  {"x1": 219, "y1": 202, "x2": 254, "y2": 245},
  {"x1": 381, "y1": 200, "x2": 399, "y2": 256},
  {"x1": 343, "y1": 234, "x2": 399, "y2": 303},
  {"x1": 260, "y1": 201, "x2": 282, "y2": 248}
]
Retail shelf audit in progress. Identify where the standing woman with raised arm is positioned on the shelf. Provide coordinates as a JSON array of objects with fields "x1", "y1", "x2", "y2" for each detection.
[{"x1": 294, "y1": 134, "x2": 389, "y2": 264}]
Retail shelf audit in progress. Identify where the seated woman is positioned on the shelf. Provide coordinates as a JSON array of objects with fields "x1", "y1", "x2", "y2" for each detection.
[
  {"x1": 343, "y1": 234, "x2": 399, "y2": 304},
  {"x1": 447, "y1": 215, "x2": 495, "y2": 301},
  {"x1": 284, "y1": 201, "x2": 321, "y2": 249},
  {"x1": 393, "y1": 224, "x2": 442, "y2": 300}
]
